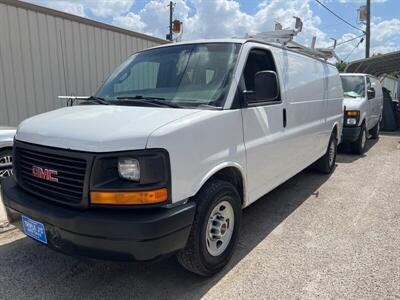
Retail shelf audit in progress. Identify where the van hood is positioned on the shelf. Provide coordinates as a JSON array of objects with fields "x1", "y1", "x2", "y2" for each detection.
[
  {"x1": 343, "y1": 97, "x2": 364, "y2": 110},
  {"x1": 16, "y1": 105, "x2": 201, "y2": 152}
]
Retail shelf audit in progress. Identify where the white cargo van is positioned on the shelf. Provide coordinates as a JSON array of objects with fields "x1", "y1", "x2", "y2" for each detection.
[
  {"x1": 2, "y1": 39, "x2": 343, "y2": 276},
  {"x1": 340, "y1": 73, "x2": 383, "y2": 154}
]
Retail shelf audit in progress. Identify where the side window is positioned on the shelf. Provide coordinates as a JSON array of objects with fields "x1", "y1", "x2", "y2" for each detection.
[{"x1": 242, "y1": 49, "x2": 280, "y2": 102}]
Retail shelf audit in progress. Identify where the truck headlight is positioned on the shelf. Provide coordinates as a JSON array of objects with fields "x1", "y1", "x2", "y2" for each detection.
[
  {"x1": 346, "y1": 118, "x2": 357, "y2": 125},
  {"x1": 118, "y1": 157, "x2": 140, "y2": 181},
  {"x1": 345, "y1": 110, "x2": 360, "y2": 126}
]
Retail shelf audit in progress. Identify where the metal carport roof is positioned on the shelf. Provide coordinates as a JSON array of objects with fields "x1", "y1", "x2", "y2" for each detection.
[{"x1": 345, "y1": 51, "x2": 400, "y2": 77}]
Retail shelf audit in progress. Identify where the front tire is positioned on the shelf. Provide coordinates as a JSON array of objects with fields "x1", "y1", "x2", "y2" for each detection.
[
  {"x1": 370, "y1": 119, "x2": 380, "y2": 139},
  {"x1": 314, "y1": 132, "x2": 337, "y2": 174},
  {"x1": 177, "y1": 180, "x2": 241, "y2": 276},
  {"x1": 351, "y1": 123, "x2": 367, "y2": 154}
]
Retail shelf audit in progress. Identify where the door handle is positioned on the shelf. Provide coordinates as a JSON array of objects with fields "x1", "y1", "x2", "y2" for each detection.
[{"x1": 283, "y1": 108, "x2": 287, "y2": 128}]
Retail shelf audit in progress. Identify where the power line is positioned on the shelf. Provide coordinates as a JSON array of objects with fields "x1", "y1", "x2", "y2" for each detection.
[
  {"x1": 314, "y1": 0, "x2": 365, "y2": 33},
  {"x1": 336, "y1": 34, "x2": 365, "y2": 47},
  {"x1": 343, "y1": 36, "x2": 364, "y2": 61}
]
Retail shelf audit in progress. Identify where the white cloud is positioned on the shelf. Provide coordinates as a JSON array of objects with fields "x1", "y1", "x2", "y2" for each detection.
[
  {"x1": 24, "y1": 0, "x2": 135, "y2": 18},
  {"x1": 25, "y1": 0, "x2": 399, "y2": 61},
  {"x1": 371, "y1": 18, "x2": 400, "y2": 42},
  {"x1": 85, "y1": 0, "x2": 134, "y2": 17},
  {"x1": 113, "y1": 12, "x2": 146, "y2": 32},
  {"x1": 112, "y1": 0, "x2": 333, "y2": 48},
  {"x1": 40, "y1": 1, "x2": 86, "y2": 17},
  {"x1": 335, "y1": 18, "x2": 400, "y2": 60},
  {"x1": 337, "y1": 0, "x2": 388, "y2": 3}
]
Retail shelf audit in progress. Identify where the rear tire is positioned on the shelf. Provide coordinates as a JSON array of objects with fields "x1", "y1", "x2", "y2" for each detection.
[
  {"x1": 314, "y1": 132, "x2": 337, "y2": 174},
  {"x1": 351, "y1": 123, "x2": 367, "y2": 154},
  {"x1": 177, "y1": 179, "x2": 241, "y2": 276},
  {"x1": 370, "y1": 119, "x2": 380, "y2": 139}
]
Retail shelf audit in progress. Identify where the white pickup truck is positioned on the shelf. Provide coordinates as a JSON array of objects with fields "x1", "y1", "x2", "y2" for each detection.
[
  {"x1": 2, "y1": 39, "x2": 343, "y2": 276},
  {"x1": 340, "y1": 73, "x2": 383, "y2": 154}
]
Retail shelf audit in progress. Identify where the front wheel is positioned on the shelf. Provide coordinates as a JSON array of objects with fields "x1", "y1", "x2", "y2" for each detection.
[
  {"x1": 351, "y1": 124, "x2": 367, "y2": 154},
  {"x1": 177, "y1": 180, "x2": 241, "y2": 276},
  {"x1": 370, "y1": 119, "x2": 380, "y2": 139}
]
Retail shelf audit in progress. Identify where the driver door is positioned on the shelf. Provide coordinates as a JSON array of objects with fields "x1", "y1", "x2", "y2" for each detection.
[{"x1": 240, "y1": 47, "x2": 292, "y2": 205}]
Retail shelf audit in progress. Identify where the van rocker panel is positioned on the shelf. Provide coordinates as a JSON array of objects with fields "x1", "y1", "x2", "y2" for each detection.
[{"x1": 1, "y1": 177, "x2": 196, "y2": 261}]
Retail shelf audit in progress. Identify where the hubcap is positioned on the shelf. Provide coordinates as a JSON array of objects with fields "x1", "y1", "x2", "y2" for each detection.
[
  {"x1": 0, "y1": 155, "x2": 13, "y2": 178},
  {"x1": 206, "y1": 200, "x2": 235, "y2": 257},
  {"x1": 328, "y1": 139, "x2": 336, "y2": 167}
]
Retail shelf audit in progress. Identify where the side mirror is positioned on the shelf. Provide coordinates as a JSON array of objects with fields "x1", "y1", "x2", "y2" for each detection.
[
  {"x1": 244, "y1": 71, "x2": 279, "y2": 104},
  {"x1": 367, "y1": 87, "x2": 375, "y2": 100}
]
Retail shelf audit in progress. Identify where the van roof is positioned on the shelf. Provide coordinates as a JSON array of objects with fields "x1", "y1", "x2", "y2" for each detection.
[
  {"x1": 340, "y1": 73, "x2": 368, "y2": 76},
  {"x1": 140, "y1": 38, "x2": 336, "y2": 65},
  {"x1": 340, "y1": 73, "x2": 379, "y2": 80}
]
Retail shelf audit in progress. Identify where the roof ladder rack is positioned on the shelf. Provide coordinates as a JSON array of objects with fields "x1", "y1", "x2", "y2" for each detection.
[{"x1": 247, "y1": 17, "x2": 339, "y2": 61}]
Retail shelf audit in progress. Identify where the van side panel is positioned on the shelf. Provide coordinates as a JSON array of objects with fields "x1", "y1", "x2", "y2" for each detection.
[
  {"x1": 282, "y1": 50, "x2": 328, "y2": 161},
  {"x1": 370, "y1": 77, "x2": 384, "y2": 127},
  {"x1": 325, "y1": 64, "x2": 344, "y2": 143}
]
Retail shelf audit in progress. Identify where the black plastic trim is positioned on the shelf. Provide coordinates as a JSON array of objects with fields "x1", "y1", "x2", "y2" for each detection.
[{"x1": 1, "y1": 177, "x2": 195, "y2": 261}]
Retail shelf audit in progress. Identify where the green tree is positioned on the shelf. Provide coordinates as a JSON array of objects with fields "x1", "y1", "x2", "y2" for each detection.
[{"x1": 335, "y1": 61, "x2": 348, "y2": 72}]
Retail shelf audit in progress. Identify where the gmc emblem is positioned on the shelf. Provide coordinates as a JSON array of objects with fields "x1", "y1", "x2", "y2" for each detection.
[{"x1": 32, "y1": 166, "x2": 59, "y2": 183}]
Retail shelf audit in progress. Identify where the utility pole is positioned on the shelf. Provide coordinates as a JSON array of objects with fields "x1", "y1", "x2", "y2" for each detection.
[
  {"x1": 365, "y1": 0, "x2": 371, "y2": 58},
  {"x1": 166, "y1": 1, "x2": 174, "y2": 41}
]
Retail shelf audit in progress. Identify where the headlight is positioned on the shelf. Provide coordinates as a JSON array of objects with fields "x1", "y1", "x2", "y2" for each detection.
[
  {"x1": 346, "y1": 118, "x2": 357, "y2": 125},
  {"x1": 118, "y1": 157, "x2": 140, "y2": 181}
]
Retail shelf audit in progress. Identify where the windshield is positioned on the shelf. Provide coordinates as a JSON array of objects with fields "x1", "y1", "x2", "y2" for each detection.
[
  {"x1": 96, "y1": 43, "x2": 241, "y2": 108},
  {"x1": 341, "y1": 76, "x2": 365, "y2": 98}
]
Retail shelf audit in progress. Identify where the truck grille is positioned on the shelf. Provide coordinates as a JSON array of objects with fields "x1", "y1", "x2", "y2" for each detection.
[{"x1": 15, "y1": 143, "x2": 88, "y2": 206}]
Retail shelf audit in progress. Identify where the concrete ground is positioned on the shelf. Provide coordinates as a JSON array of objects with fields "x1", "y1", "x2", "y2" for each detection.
[{"x1": 0, "y1": 133, "x2": 399, "y2": 299}]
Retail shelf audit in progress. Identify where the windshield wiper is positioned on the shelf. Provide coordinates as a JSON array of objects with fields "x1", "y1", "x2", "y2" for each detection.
[
  {"x1": 86, "y1": 96, "x2": 110, "y2": 105},
  {"x1": 116, "y1": 96, "x2": 183, "y2": 108},
  {"x1": 196, "y1": 104, "x2": 223, "y2": 110},
  {"x1": 58, "y1": 95, "x2": 110, "y2": 105}
]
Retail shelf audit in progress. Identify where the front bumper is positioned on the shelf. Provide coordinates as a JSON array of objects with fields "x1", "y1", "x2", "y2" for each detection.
[
  {"x1": 342, "y1": 126, "x2": 361, "y2": 143},
  {"x1": 1, "y1": 177, "x2": 196, "y2": 261}
]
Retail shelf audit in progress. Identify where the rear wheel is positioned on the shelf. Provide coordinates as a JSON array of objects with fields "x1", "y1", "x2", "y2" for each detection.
[
  {"x1": 0, "y1": 149, "x2": 13, "y2": 178},
  {"x1": 177, "y1": 180, "x2": 241, "y2": 276},
  {"x1": 351, "y1": 124, "x2": 367, "y2": 154},
  {"x1": 314, "y1": 132, "x2": 337, "y2": 174}
]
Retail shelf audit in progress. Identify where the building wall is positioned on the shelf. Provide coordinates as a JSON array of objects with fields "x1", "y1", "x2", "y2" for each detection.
[{"x1": 0, "y1": 0, "x2": 167, "y2": 126}]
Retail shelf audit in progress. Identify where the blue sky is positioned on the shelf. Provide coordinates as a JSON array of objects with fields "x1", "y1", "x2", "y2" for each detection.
[{"x1": 24, "y1": 0, "x2": 400, "y2": 61}]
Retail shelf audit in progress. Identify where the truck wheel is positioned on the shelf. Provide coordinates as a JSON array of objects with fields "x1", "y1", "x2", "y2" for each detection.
[
  {"x1": 351, "y1": 124, "x2": 367, "y2": 154},
  {"x1": 314, "y1": 132, "x2": 337, "y2": 174},
  {"x1": 370, "y1": 120, "x2": 380, "y2": 139},
  {"x1": 177, "y1": 179, "x2": 241, "y2": 276},
  {"x1": 0, "y1": 149, "x2": 13, "y2": 178}
]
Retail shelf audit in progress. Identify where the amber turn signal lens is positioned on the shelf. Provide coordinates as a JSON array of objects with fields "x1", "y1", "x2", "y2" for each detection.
[
  {"x1": 345, "y1": 110, "x2": 360, "y2": 117},
  {"x1": 91, "y1": 188, "x2": 168, "y2": 205}
]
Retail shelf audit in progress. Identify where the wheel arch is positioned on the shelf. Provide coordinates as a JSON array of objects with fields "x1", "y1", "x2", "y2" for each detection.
[
  {"x1": 193, "y1": 162, "x2": 246, "y2": 207},
  {"x1": 331, "y1": 122, "x2": 340, "y2": 142}
]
